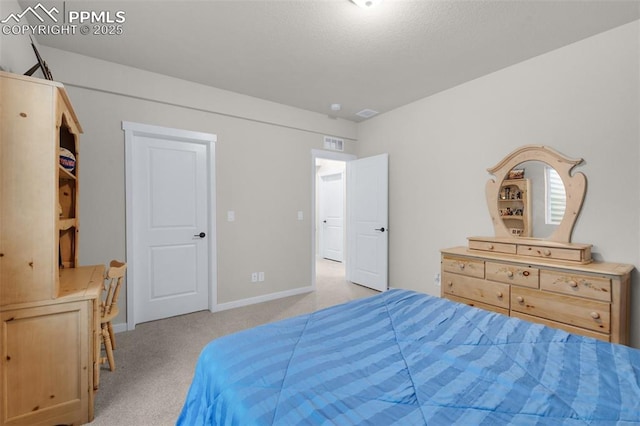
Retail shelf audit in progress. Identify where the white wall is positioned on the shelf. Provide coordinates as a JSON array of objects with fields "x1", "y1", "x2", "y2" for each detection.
[
  {"x1": 0, "y1": 0, "x2": 46, "y2": 76},
  {"x1": 0, "y1": 20, "x2": 358, "y2": 325},
  {"x1": 356, "y1": 21, "x2": 640, "y2": 347},
  {"x1": 48, "y1": 51, "x2": 358, "y2": 320}
]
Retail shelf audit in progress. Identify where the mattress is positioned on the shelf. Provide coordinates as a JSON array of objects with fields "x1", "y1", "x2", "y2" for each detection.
[{"x1": 177, "y1": 289, "x2": 640, "y2": 425}]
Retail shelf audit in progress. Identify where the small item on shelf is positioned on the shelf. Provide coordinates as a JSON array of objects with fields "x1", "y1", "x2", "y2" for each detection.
[
  {"x1": 508, "y1": 169, "x2": 525, "y2": 179},
  {"x1": 59, "y1": 147, "x2": 76, "y2": 172}
]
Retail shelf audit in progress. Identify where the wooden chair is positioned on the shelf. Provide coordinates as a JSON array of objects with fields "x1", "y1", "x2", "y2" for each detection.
[{"x1": 100, "y1": 260, "x2": 126, "y2": 372}]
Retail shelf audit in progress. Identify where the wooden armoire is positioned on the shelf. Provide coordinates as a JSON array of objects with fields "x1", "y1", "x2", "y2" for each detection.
[{"x1": 0, "y1": 71, "x2": 104, "y2": 425}]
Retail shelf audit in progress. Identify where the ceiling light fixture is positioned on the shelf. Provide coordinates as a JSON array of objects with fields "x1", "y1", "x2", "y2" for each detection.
[
  {"x1": 350, "y1": 0, "x2": 383, "y2": 9},
  {"x1": 330, "y1": 103, "x2": 342, "y2": 111}
]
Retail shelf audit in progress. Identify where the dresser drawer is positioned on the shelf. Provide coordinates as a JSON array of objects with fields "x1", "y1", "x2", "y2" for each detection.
[
  {"x1": 445, "y1": 294, "x2": 509, "y2": 316},
  {"x1": 516, "y1": 244, "x2": 586, "y2": 262},
  {"x1": 511, "y1": 287, "x2": 610, "y2": 333},
  {"x1": 512, "y1": 311, "x2": 610, "y2": 342},
  {"x1": 540, "y1": 270, "x2": 611, "y2": 302},
  {"x1": 442, "y1": 256, "x2": 484, "y2": 279},
  {"x1": 486, "y1": 262, "x2": 539, "y2": 288},
  {"x1": 442, "y1": 272, "x2": 509, "y2": 309},
  {"x1": 468, "y1": 239, "x2": 517, "y2": 254}
]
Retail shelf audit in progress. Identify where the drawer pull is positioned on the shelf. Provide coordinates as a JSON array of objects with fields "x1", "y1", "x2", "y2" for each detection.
[
  {"x1": 516, "y1": 296, "x2": 524, "y2": 303},
  {"x1": 590, "y1": 312, "x2": 600, "y2": 319},
  {"x1": 506, "y1": 271, "x2": 514, "y2": 278},
  {"x1": 569, "y1": 280, "x2": 578, "y2": 288},
  {"x1": 487, "y1": 244, "x2": 494, "y2": 250},
  {"x1": 496, "y1": 291, "x2": 503, "y2": 298},
  {"x1": 458, "y1": 263, "x2": 465, "y2": 270},
  {"x1": 447, "y1": 281, "x2": 453, "y2": 287},
  {"x1": 543, "y1": 249, "x2": 551, "y2": 256}
]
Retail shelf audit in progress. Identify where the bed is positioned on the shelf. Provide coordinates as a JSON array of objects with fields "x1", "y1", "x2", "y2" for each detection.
[{"x1": 177, "y1": 289, "x2": 640, "y2": 425}]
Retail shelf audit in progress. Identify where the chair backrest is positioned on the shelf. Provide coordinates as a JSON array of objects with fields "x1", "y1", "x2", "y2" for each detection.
[{"x1": 103, "y1": 260, "x2": 127, "y2": 317}]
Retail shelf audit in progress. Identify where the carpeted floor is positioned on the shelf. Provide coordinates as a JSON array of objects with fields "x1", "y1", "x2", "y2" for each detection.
[{"x1": 91, "y1": 259, "x2": 377, "y2": 426}]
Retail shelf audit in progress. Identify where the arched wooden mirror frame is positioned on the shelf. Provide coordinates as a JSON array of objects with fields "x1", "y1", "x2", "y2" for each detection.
[{"x1": 486, "y1": 145, "x2": 586, "y2": 243}]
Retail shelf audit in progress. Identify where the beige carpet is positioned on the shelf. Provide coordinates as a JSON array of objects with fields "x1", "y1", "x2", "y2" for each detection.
[{"x1": 91, "y1": 259, "x2": 377, "y2": 425}]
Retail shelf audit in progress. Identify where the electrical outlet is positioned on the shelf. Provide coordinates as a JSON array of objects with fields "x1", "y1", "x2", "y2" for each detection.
[
  {"x1": 251, "y1": 272, "x2": 258, "y2": 282},
  {"x1": 258, "y1": 272, "x2": 265, "y2": 282},
  {"x1": 434, "y1": 273, "x2": 441, "y2": 287}
]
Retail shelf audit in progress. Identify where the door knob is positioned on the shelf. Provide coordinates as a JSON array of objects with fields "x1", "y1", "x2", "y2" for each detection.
[
  {"x1": 323, "y1": 220, "x2": 327, "y2": 223},
  {"x1": 375, "y1": 227, "x2": 386, "y2": 232},
  {"x1": 194, "y1": 232, "x2": 206, "y2": 238}
]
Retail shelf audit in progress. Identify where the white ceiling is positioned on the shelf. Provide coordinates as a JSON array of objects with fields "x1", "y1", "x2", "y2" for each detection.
[{"x1": 25, "y1": 0, "x2": 640, "y2": 122}]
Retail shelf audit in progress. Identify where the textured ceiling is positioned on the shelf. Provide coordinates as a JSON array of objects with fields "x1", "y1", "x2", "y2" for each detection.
[{"x1": 23, "y1": 0, "x2": 640, "y2": 121}]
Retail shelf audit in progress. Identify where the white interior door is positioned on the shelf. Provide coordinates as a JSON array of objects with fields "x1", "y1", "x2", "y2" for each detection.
[
  {"x1": 347, "y1": 154, "x2": 388, "y2": 292},
  {"x1": 124, "y1": 122, "x2": 216, "y2": 328},
  {"x1": 319, "y1": 171, "x2": 344, "y2": 262}
]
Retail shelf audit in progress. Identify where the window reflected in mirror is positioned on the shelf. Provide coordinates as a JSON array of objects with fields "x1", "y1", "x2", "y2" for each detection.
[{"x1": 545, "y1": 166, "x2": 566, "y2": 226}]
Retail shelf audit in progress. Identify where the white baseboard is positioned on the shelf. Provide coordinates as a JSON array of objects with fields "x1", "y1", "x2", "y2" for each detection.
[
  {"x1": 112, "y1": 286, "x2": 314, "y2": 333},
  {"x1": 213, "y1": 285, "x2": 314, "y2": 312},
  {"x1": 112, "y1": 322, "x2": 128, "y2": 334}
]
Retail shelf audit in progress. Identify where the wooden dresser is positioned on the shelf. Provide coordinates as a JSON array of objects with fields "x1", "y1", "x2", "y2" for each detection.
[
  {"x1": 443, "y1": 145, "x2": 636, "y2": 346},
  {"x1": 441, "y1": 243, "x2": 633, "y2": 345},
  {"x1": 0, "y1": 71, "x2": 103, "y2": 425}
]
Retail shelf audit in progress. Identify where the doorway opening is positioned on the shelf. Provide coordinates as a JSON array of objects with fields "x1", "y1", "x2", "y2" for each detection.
[
  {"x1": 311, "y1": 150, "x2": 355, "y2": 290},
  {"x1": 316, "y1": 158, "x2": 346, "y2": 286},
  {"x1": 311, "y1": 150, "x2": 389, "y2": 293}
]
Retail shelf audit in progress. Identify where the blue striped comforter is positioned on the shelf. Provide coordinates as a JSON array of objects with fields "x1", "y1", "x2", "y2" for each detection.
[{"x1": 177, "y1": 289, "x2": 640, "y2": 425}]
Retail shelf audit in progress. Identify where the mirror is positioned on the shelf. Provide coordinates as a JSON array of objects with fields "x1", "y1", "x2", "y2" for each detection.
[
  {"x1": 486, "y1": 145, "x2": 586, "y2": 243},
  {"x1": 500, "y1": 161, "x2": 566, "y2": 239}
]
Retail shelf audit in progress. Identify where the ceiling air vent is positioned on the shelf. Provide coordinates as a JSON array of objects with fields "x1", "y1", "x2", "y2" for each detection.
[
  {"x1": 323, "y1": 136, "x2": 344, "y2": 151},
  {"x1": 355, "y1": 109, "x2": 379, "y2": 119}
]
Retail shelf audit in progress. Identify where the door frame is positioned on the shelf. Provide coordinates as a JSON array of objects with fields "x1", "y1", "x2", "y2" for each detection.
[
  {"x1": 311, "y1": 149, "x2": 356, "y2": 289},
  {"x1": 123, "y1": 121, "x2": 217, "y2": 331}
]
